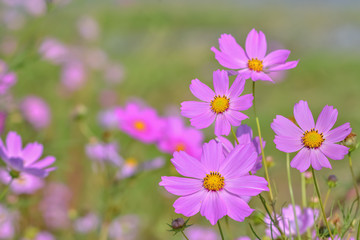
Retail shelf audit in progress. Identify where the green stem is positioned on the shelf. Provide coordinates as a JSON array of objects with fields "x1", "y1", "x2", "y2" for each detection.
[
  {"x1": 286, "y1": 153, "x2": 302, "y2": 240},
  {"x1": 0, "y1": 178, "x2": 13, "y2": 201},
  {"x1": 217, "y1": 220, "x2": 225, "y2": 240},
  {"x1": 312, "y1": 168, "x2": 334, "y2": 240},
  {"x1": 181, "y1": 231, "x2": 190, "y2": 240},
  {"x1": 301, "y1": 173, "x2": 307, "y2": 208},
  {"x1": 323, "y1": 189, "x2": 331, "y2": 211},
  {"x1": 99, "y1": 222, "x2": 109, "y2": 240},
  {"x1": 231, "y1": 128, "x2": 240, "y2": 145},
  {"x1": 252, "y1": 81, "x2": 274, "y2": 201},
  {"x1": 349, "y1": 153, "x2": 360, "y2": 199}
]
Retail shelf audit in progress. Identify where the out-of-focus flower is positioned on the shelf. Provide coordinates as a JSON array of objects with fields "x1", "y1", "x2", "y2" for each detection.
[
  {"x1": 185, "y1": 226, "x2": 219, "y2": 240},
  {"x1": 116, "y1": 102, "x2": 165, "y2": 143},
  {"x1": 77, "y1": 16, "x2": 99, "y2": 41},
  {"x1": 2, "y1": 10, "x2": 25, "y2": 30},
  {"x1": 103, "y1": 63, "x2": 124, "y2": 85},
  {"x1": 85, "y1": 141, "x2": 123, "y2": 167},
  {"x1": 211, "y1": 29, "x2": 298, "y2": 82},
  {"x1": 160, "y1": 140, "x2": 268, "y2": 225},
  {"x1": 116, "y1": 157, "x2": 164, "y2": 179},
  {"x1": 0, "y1": 168, "x2": 44, "y2": 194},
  {"x1": 157, "y1": 116, "x2": 203, "y2": 159},
  {"x1": 217, "y1": 124, "x2": 264, "y2": 173},
  {"x1": 20, "y1": 95, "x2": 51, "y2": 130},
  {"x1": 0, "y1": 60, "x2": 17, "y2": 95},
  {"x1": 22, "y1": 230, "x2": 56, "y2": 240},
  {"x1": 271, "y1": 100, "x2": 351, "y2": 172},
  {"x1": 61, "y1": 61, "x2": 86, "y2": 91},
  {"x1": 74, "y1": 212, "x2": 100, "y2": 234},
  {"x1": 23, "y1": 0, "x2": 46, "y2": 16},
  {"x1": 108, "y1": 215, "x2": 140, "y2": 240},
  {"x1": 83, "y1": 48, "x2": 107, "y2": 70},
  {"x1": 39, "y1": 38, "x2": 69, "y2": 64},
  {"x1": 40, "y1": 182, "x2": 71, "y2": 230},
  {"x1": 0, "y1": 131, "x2": 56, "y2": 178},
  {"x1": 265, "y1": 205, "x2": 318, "y2": 238},
  {"x1": 98, "y1": 108, "x2": 119, "y2": 129},
  {"x1": 99, "y1": 90, "x2": 118, "y2": 108},
  {"x1": 181, "y1": 70, "x2": 253, "y2": 136},
  {"x1": 0, "y1": 204, "x2": 15, "y2": 239}
]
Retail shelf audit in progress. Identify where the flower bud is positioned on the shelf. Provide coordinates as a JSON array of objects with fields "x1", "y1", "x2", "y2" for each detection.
[
  {"x1": 250, "y1": 211, "x2": 264, "y2": 226},
  {"x1": 327, "y1": 175, "x2": 338, "y2": 188},
  {"x1": 171, "y1": 218, "x2": 185, "y2": 229},
  {"x1": 342, "y1": 132, "x2": 357, "y2": 152},
  {"x1": 71, "y1": 104, "x2": 87, "y2": 121},
  {"x1": 265, "y1": 156, "x2": 274, "y2": 168}
]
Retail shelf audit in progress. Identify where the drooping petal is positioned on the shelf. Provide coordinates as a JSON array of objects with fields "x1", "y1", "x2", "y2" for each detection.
[
  {"x1": 315, "y1": 105, "x2": 338, "y2": 134},
  {"x1": 6, "y1": 132, "x2": 22, "y2": 157},
  {"x1": 263, "y1": 49, "x2": 291, "y2": 67},
  {"x1": 320, "y1": 143, "x2": 349, "y2": 160},
  {"x1": 274, "y1": 136, "x2": 303, "y2": 153},
  {"x1": 221, "y1": 190, "x2": 253, "y2": 222},
  {"x1": 226, "y1": 175, "x2": 268, "y2": 197},
  {"x1": 189, "y1": 79, "x2": 215, "y2": 102},
  {"x1": 181, "y1": 101, "x2": 209, "y2": 118},
  {"x1": 245, "y1": 29, "x2": 267, "y2": 59},
  {"x1": 29, "y1": 156, "x2": 55, "y2": 169},
  {"x1": 324, "y1": 122, "x2": 351, "y2": 143},
  {"x1": 213, "y1": 70, "x2": 229, "y2": 96},
  {"x1": 201, "y1": 140, "x2": 225, "y2": 172},
  {"x1": 290, "y1": 148, "x2": 311, "y2": 172},
  {"x1": 230, "y1": 94, "x2": 253, "y2": 111},
  {"x1": 173, "y1": 189, "x2": 207, "y2": 217},
  {"x1": 22, "y1": 143, "x2": 43, "y2": 165},
  {"x1": 159, "y1": 176, "x2": 203, "y2": 196},
  {"x1": 190, "y1": 110, "x2": 216, "y2": 129},
  {"x1": 171, "y1": 151, "x2": 207, "y2": 179},
  {"x1": 214, "y1": 114, "x2": 231, "y2": 136},
  {"x1": 271, "y1": 115, "x2": 303, "y2": 138},
  {"x1": 250, "y1": 71, "x2": 273, "y2": 82},
  {"x1": 200, "y1": 191, "x2": 227, "y2": 225},
  {"x1": 293, "y1": 100, "x2": 315, "y2": 131},
  {"x1": 267, "y1": 60, "x2": 299, "y2": 72},
  {"x1": 227, "y1": 74, "x2": 246, "y2": 99}
]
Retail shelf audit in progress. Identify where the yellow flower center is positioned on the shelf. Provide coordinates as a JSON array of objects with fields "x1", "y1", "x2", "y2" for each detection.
[
  {"x1": 210, "y1": 96, "x2": 230, "y2": 114},
  {"x1": 302, "y1": 129, "x2": 325, "y2": 149},
  {"x1": 175, "y1": 143, "x2": 186, "y2": 152},
  {"x1": 133, "y1": 120, "x2": 146, "y2": 131},
  {"x1": 248, "y1": 58, "x2": 263, "y2": 72},
  {"x1": 125, "y1": 158, "x2": 138, "y2": 167},
  {"x1": 203, "y1": 171, "x2": 225, "y2": 191}
]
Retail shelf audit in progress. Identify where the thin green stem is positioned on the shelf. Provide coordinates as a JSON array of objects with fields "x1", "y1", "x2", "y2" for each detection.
[
  {"x1": 217, "y1": 220, "x2": 225, "y2": 240},
  {"x1": 301, "y1": 173, "x2": 307, "y2": 208},
  {"x1": 312, "y1": 168, "x2": 334, "y2": 240},
  {"x1": 349, "y1": 153, "x2": 360, "y2": 199},
  {"x1": 0, "y1": 178, "x2": 13, "y2": 201},
  {"x1": 323, "y1": 189, "x2": 331, "y2": 210},
  {"x1": 252, "y1": 81, "x2": 274, "y2": 201},
  {"x1": 231, "y1": 128, "x2": 240, "y2": 145},
  {"x1": 181, "y1": 231, "x2": 190, "y2": 240},
  {"x1": 249, "y1": 223, "x2": 261, "y2": 240},
  {"x1": 286, "y1": 153, "x2": 301, "y2": 240},
  {"x1": 99, "y1": 222, "x2": 109, "y2": 240}
]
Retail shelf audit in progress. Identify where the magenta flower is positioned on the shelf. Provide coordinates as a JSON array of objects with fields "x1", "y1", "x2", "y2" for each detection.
[
  {"x1": 20, "y1": 95, "x2": 51, "y2": 130},
  {"x1": 157, "y1": 116, "x2": 204, "y2": 158},
  {"x1": 39, "y1": 38, "x2": 68, "y2": 65},
  {"x1": 61, "y1": 61, "x2": 86, "y2": 91},
  {"x1": 0, "y1": 168, "x2": 44, "y2": 194},
  {"x1": 159, "y1": 140, "x2": 268, "y2": 225},
  {"x1": 181, "y1": 70, "x2": 253, "y2": 136},
  {"x1": 217, "y1": 124, "x2": 264, "y2": 173},
  {"x1": 211, "y1": 29, "x2": 299, "y2": 82},
  {"x1": 0, "y1": 132, "x2": 56, "y2": 178},
  {"x1": 74, "y1": 212, "x2": 100, "y2": 234},
  {"x1": 116, "y1": 102, "x2": 165, "y2": 143},
  {"x1": 108, "y1": 215, "x2": 140, "y2": 240},
  {"x1": 0, "y1": 60, "x2": 17, "y2": 95},
  {"x1": 271, "y1": 100, "x2": 351, "y2": 172},
  {"x1": 85, "y1": 141, "x2": 123, "y2": 167}
]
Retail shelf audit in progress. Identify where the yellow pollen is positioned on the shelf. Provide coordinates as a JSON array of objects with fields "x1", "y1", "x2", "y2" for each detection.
[
  {"x1": 133, "y1": 120, "x2": 146, "y2": 131},
  {"x1": 203, "y1": 171, "x2": 225, "y2": 191},
  {"x1": 210, "y1": 96, "x2": 230, "y2": 114},
  {"x1": 248, "y1": 58, "x2": 263, "y2": 72},
  {"x1": 302, "y1": 129, "x2": 325, "y2": 149},
  {"x1": 175, "y1": 143, "x2": 186, "y2": 152},
  {"x1": 125, "y1": 158, "x2": 138, "y2": 167}
]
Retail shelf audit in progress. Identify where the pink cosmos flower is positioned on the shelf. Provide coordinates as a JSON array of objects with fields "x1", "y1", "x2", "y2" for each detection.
[
  {"x1": 85, "y1": 141, "x2": 123, "y2": 167},
  {"x1": 39, "y1": 38, "x2": 69, "y2": 65},
  {"x1": 98, "y1": 108, "x2": 119, "y2": 129},
  {"x1": 159, "y1": 140, "x2": 268, "y2": 225},
  {"x1": 211, "y1": 29, "x2": 299, "y2": 82},
  {"x1": 108, "y1": 215, "x2": 140, "y2": 240},
  {"x1": 0, "y1": 132, "x2": 56, "y2": 178},
  {"x1": 20, "y1": 95, "x2": 51, "y2": 130},
  {"x1": 157, "y1": 116, "x2": 203, "y2": 159},
  {"x1": 74, "y1": 212, "x2": 100, "y2": 234},
  {"x1": 116, "y1": 157, "x2": 164, "y2": 179},
  {"x1": 61, "y1": 61, "x2": 86, "y2": 91},
  {"x1": 271, "y1": 100, "x2": 351, "y2": 172},
  {"x1": 181, "y1": 70, "x2": 253, "y2": 136},
  {"x1": 0, "y1": 168, "x2": 44, "y2": 194},
  {"x1": 185, "y1": 226, "x2": 219, "y2": 240},
  {"x1": 265, "y1": 205, "x2": 318, "y2": 238},
  {"x1": 116, "y1": 102, "x2": 165, "y2": 143},
  {"x1": 217, "y1": 124, "x2": 264, "y2": 173},
  {"x1": 0, "y1": 60, "x2": 17, "y2": 95}
]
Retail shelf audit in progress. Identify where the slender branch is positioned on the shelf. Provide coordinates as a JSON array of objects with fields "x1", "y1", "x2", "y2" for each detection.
[
  {"x1": 217, "y1": 220, "x2": 225, "y2": 240},
  {"x1": 249, "y1": 223, "x2": 261, "y2": 240},
  {"x1": 231, "y1": 128, "x2": 240, "y2": 145},
  {"x1": 181, "y1": 231, "x2": 190, "y2": 240}
]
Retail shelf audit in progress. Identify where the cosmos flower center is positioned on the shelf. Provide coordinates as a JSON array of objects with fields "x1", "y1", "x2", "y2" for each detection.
[
  {"x1": 175, "y1": 143, "x2": 186, "y2": 152},
  {"x1": 302, "y1": 129, "x2": 325, "y2": 149},
  {"x1": 203, "y1": 171, "x2": 225, "y2": 191},
  {"x1": 210, "y1": 96, "x2": 230, "y2": 114},
  {"x1": 125, "y1": 158, "x2": 138, "y2": 167},
  {"x1": 133, "y1": 120, "x2": 146, "y2": 131},
  {"x1": 248, "y1": 58, "x2": 263, "y2": 72}
]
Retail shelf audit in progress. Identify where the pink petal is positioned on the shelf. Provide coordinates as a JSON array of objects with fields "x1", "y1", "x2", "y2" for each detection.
[
  {"x1": 250, "y1": 71, "x2": 273, "y2": 82},
  {"x1": 274, "y1": 136, "x2": 303, "y2": 153},
  {"x1": 29, "y1": 156, "x2": 55, "y2": 169},
  {"x1": 263, "y1": 49, "x2": 291, "y2": 67},
  {"x1": 324, "y1": 122, "x2": 351, "y2": 143},
  {"x1": 225, "y1": 110, "x2": 248, "y2": 126},
  {"x1": 213, "y1": 70, "x2": 229, "y2": 96},
  {"x1": 211, "y1": 47, "x2": 247, "y2": 69},
  {"x1": 290, "y1": 148, "x2": 311, "y2": 172},
  {"x1": 216, "y1": 136, "x2": 234, "y2": 154},
  {"x1": 6, "y1": 132, "x2": 22, "y2": 156},
  {"x1": 200, "y1": 191, "x2": 227, "y2": 225},
  {"x1": 190, "y1": 110, "x2": 216, "y2": 129},
  {"x1": 245, "y1": 29, "x2": 267, "y2": 59},
  {"x1": 237, "y1": 69, "x2": 252, "y2": 80},
  {"x1": 22, "y1": 143, "x2": 43, "y2": 165},
  {"x1": 226, "y1": 175, "x2": 268, "y2": 196},
  {"x1": 271, "y1": 115, "x2": 303, "y2": 138},
  {"x1": 310, "y1": 149, "x2": 322, "y2": 170},
  {"x1": 171, "y1": 151, "x2": 207, "y2": 179},
  {"x1": 221, "y1": 190, "x2": 253, "y2": 222},
  {"x1": 218, "y1": 34, "x2": 248, "y2": 63},
  {"x1": 293, "y1": 100, "x2": 315, "y2": 131},
  {"x1": 214, "y1": 114, "x2": 231, "y2": 136},
  {"x1": 313, "y1": 149, "x2": 331, "y2": 169},
  {"x1": 173, "y1": 189, "x2": 207, "y2": 217},
  {"x1": 181, "y1": 101, "x2": 209, "y2": 118},
  {"x1": 227, "y1": 74, "x2": 246, "y2": 99},
  {"x1": 159, "y1": 176, "x2": 203, "y2": 196},
  {"x1": 267, "y1": 60, "x2": 299, "y2": 71},
  {"x1": 230, "y1": 94, "x2": 253, "y2": 111},
  {"x1": 315, "y1": 105, "x2": 338, "y2": 133},
  {"x1": 189, "y1": 79, "x2": 215, "y2": 102},
  {"x1": 201, "y1": 140, "x2": 225, "y2": 172},
  {"x1": 320, "y1": 143, "x2": 349, "y2": 160}
]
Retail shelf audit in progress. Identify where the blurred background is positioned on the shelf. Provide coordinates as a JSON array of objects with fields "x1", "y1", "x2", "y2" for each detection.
[{"x1": 0, "y1": 0, "x2": 359, "y2": 239}]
